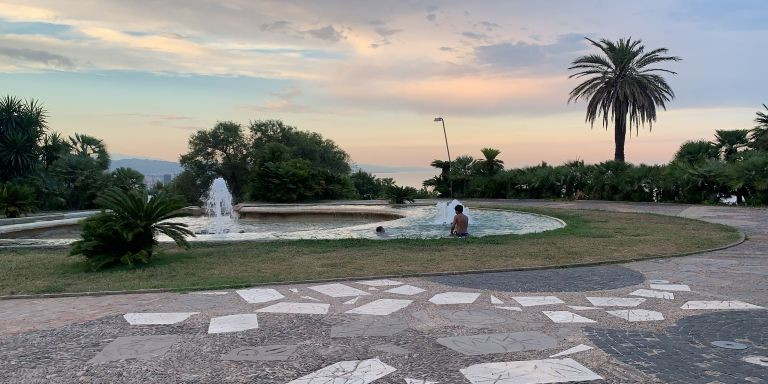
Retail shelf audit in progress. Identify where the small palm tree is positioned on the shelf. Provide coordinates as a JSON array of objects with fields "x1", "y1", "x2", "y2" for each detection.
[
  {"x1": 713, "y1": 129, "x2": 749, "y2": 162},
  {"x1": 749, "y1": 104, "x2": 768, "y2": 151},
  {"x1": 68, "y1": 133, "x2": 110, "y2": 170},
  {"x1": 0, "y1": 183, "x2": 35, "y2": 218},
  {"x1": 478, "y1": 148, "x2": 504, "y2": 176},
  {"x1": 70, "y1": 188, "x2": 194, "y2": 269},
  {"x1": 0, "y1": 96, "x2": 48, "y2": 181},
  {"x1": 569, "y1": 38, "x2": 681, "y2": 162}
]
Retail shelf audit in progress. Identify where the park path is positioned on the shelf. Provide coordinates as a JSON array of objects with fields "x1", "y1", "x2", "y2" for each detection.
[{"x1": 1, "y1": 200, "x2": 766, "y2": 384}]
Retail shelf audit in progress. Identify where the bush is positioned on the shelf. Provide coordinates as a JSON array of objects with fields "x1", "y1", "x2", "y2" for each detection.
[
  {"x1": 386, "y1": 185, "x2": 417, "y2": 204},
  {"x1": 0, "y1": 183, "x2": 35, "y2": 218},
  {"x1": 70, "y1": 188, "x2": 194, "y2": 270}
]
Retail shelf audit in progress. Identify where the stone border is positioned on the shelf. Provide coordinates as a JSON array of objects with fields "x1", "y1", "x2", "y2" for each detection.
[{"x1": 0, "y1": 225, "x2": 744, "y2": 301}]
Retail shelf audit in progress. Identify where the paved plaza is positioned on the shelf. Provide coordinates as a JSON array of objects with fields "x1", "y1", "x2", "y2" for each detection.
[{"x1": 1, "y1": 201, "x2": 766, "y2": 383}]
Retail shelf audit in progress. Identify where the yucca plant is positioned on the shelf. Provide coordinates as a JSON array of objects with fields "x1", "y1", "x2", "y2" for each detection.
[{"x1": 70, "y1": 188, "x2": 194, "y2": 270}]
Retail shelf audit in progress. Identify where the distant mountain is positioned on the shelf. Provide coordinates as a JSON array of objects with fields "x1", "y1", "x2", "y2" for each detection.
[{"x1": 110, "y1": 158, "x2": 182, "y2": 176}]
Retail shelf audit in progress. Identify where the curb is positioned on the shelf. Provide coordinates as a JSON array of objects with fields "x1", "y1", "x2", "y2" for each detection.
[{"x1": 0, "y1": 228, "x2": 746, "y2": 301}]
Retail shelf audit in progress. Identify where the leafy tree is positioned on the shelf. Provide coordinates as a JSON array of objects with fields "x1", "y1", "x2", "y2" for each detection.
[
  {"x1": 568, "y1": 38, "x2": 680, "y2": 162},
  {"x1": 180, "y1": 121, "x2": 249, "y2": 200},
  {"x1": 110, "y1": 167, "x2": 145, "y2": 191},
  {"x1": 725, "y1": 151, "x2": 768, "y2": 205},
  {"x1": 424, "y1": 159, "x2": 451, "y2": 197},
  {"x1": 386, "y1": 184, "x2": 417, "y2": 204},
  {"x1": 0, "y1": 96, "x2": 48, "y2": 181},
  {"x1": 70, "y1": 188, "x2": 194, "y2": 270},
  {"x1": 166, "y1": 169, "x2": 203, "y2": 205},
  {"x1": 0, "y1": 183, "x2": 35, "y2": 218},
  {"x1": 749, "y1": 104, "x2": 768, "y2": 151},
  {"x1": 674, "y1": 140, "x2": 719, "y2": 164}
]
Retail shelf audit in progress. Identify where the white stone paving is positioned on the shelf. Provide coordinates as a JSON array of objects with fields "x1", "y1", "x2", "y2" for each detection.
[
  {"x1": 345, "y1": 299, "x2": 413, "y2": 316},
  {"x1": 490, "y1": 295, "x2": 504, "y2": 305},
  {"x1": 123, "y1": 312, "x2": 198, "y2": 325},
  {"x1": 357, "y1": 279, "x2": 403, "y2": 286},
  {"x1": 255, "y1": 302, "x2": 330, "y2": 315},
  {"x1": 300, "y1": 296, "x2": 321, "y2": 301},
  {"x1": 385, "y1": 285, "x2": 426, "y2": 296},
  {"x1": 542, "y1": 311, "x2": 596, "y2": 324},
  {"x1": 459, "y1": 358, "x2": 603, "y2": 384},
  {"x1": 512, "y1": 296, "x2": 564, "y2": 307},
  {"x1": 586, "y1": 297, "x2": 646, "y2": 307},
  {"x1": 630, "y1": 289, "x2": 674, "y2": 300},
  {"x1": 207, "y1": 314, "x2": 260, "y2": 334},
  {"x1": 549, "y1": 344, "x2": 593, "y2": 358},
  {"x1": 495, "y1": 306, "x2": 522, "y2": 312},
  {"x1": 236, "y1": 288, "x2": 285, "y2": 304},
  {"x1": 189, "y1": 291, "x2": 228, "y2": 295},
  {"x1": 567, "y1": 306, "x2": 601, "y2": 311},
  {"x1": 649, "y1": 284, "x2": 690, "y2": 292},
  {"x1": 286, "y1": 358, "x2": 396, "y2": 384},
  {"x1": 607, "y1": 309, "x2": 665, "y2": 322},
  {"x1": 680, "y1": 300, "x2": 764, "y2": 310},
  {"x1": 429, "y1": 292, "x2": 481, "y2": 305},
  {"x1": 308, "y1": 283, "x2": 371, "y2": 298},
  {"x1": 647, "y1": 279, "x2": 669, "y2": 284},
  {"x1": 404, "y1": 379, "x2": 438, "y2": 384},
  {"x1": 343, "y1": 297, "x2": 361, "y2": 305}
]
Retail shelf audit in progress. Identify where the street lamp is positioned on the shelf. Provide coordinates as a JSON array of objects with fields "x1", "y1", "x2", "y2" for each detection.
[{"x1": 433, "y1": 117, "x2": 452, "y2": 199}]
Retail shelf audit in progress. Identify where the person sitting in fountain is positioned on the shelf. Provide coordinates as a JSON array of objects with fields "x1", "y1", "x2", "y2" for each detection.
[{"x1": 450, "y1": 204, "x2": 469, "y2": 237}]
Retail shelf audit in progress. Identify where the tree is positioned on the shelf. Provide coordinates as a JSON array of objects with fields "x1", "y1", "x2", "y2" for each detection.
[
  {"x1": 477, "y1": 148, "x2": 504, "y2": 176},
  {"x1": 110, "y1": 167, "x2": 145, "y2": 191},
  {"x1": 749, "y1": 104, "x2": 768, "y2": 151},
  {"x1": 674, "y1": 140, "x2": 718, "y2": 164},
  {"x1": 0, "y1": 183, "x2": 35, "y2": 218},
  {"x1": 68, "y1": 133, "x2": 110, "y2": 170},
  {"x1": 568, "y1": 38, "x2": 681, "y2": 162},
  {"x1": 180, "y1": 121, "x2": 249, "y2": 200},
  {"x1": 713, "y1": 129, "x2": 749, "y2": 162},
  {"x1": 0, "y1": 96, "x2": 48, "y2": 181}
]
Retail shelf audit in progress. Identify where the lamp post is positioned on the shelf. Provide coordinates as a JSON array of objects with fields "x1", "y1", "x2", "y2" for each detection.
[{"x1": 433, "y1": 117, "x2": 452, "y2": 199}]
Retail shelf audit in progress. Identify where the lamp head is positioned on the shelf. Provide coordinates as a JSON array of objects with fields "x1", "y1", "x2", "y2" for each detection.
[{"x1": 433, "y1": 117, "x2": 443, "y2": 122}]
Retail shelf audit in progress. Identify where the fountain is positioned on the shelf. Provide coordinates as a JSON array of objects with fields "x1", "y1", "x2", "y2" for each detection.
[
  {"x1": 204, "y1": 177, "x2": 237, "y2": 234},
  {"x1": 433, "y1": 199, "x2": 471, "y2": 225}
]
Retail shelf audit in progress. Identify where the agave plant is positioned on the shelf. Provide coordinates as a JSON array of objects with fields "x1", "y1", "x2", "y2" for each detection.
[{"x1": 70, "y1": 188, "x2": 194, "y2": 270}]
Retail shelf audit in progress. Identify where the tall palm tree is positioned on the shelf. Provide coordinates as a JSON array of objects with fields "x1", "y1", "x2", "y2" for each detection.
[
  {"x1": 749, "y1": 104, "x2": 768, "y2": 151},
  {"x1": 68, "y1": 133, "x2": 110, "y2": 170},
  {"x1": 713, "y1": 129, "x2": 749, "y2": 162},
  {"x1": 568, "y1": 38, "x2": 681, "y2": 162},
  {"x1": 0, "y1": 96, "x2": 48, "y2": 181},
  {"x1": 478, "y1": 147, "x2": 504, "y2": 176}
]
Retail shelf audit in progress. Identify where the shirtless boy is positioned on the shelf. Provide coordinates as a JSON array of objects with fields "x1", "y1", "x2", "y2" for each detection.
[{"x1": 450, "y1": 204, "x2": 469, "y2": 237}]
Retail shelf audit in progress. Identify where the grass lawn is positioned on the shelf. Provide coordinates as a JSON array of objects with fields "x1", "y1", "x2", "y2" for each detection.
[{"x1": 0, "y1": 207, "x2": 740, "y2": 296}]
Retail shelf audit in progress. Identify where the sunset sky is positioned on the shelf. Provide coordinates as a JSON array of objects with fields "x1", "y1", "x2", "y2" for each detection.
[{"x1": 1, "y1": 1, "x2": 765, "y2": 175}]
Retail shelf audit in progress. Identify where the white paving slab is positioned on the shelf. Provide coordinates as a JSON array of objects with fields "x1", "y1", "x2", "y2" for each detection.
[
  {"x1": 357, "y1": 279, "x2": 403, "y2": 286},
  {"x1": 236, "y1": 288, "x2": 285, "y2": 304},
  {"x1": 309, "y1": 283, "x2": 370, "y2": 298},
  {"x1": 743, "y1": 355, "x2": 768, "y2": 367},
  {"x1": 647, "y1": 279, "x2": 669, "y2": 284},
  {"x1": 123, "y1": 312, "x2": 198, "y2": 325},
  {"x1": 300, "y1": 296, "x2": 320, "y2": 301},
  {"x1": 207, "y1": 314, "x2": 260, "y2": 334},
  {"x1": 680, "y1": 300, "x2": 764, "y2": 310},
  {"x1": 286, "y1": 358, "x2": 396, "y2": 384},
  {"x1": 512, "y1": 296, "x2": 564, "y2": 307},
  {"x1": 429, "y1": 292, "x2": 481, "y2": 305},
  {"x1": 346, "y1": 299, "x2": 413, "y2": 316},
  {"x1": 607, "y1": 309, "x2": 664, "y2": 322},
  {"x1": 189, "y1": 291, "x2": 228, "y2": 295},
  {"x1": 385, "y1": 285, "x2": 426, "y2": 296},
  {"x1": 549, "y1": 344, "x2": 594, "y2": 358},
  {"x1": 542, "y1": 311, "x2": 596, "y2": 323},
  {"x1": 289, "y1": 288, "x2": 299, "y2": 293},
  {"x1": 586, "y1": 297, "x2": 645, "y2": 307},
  {"x1": 368, "y1": 287, "x2": 379, "y2": 291},
  {"x1": 490, "y1": 295, "x2": 504, "y2": 305},
  {"x1": 495, "y1": 306, "x2": 522, "y2": 312},
  {"x1": 567, "y1": 306, "x2": 601, "y2": 311},
  {"x1": 404, "y1": 379, "x2": 438, "y2": 384},
  {"x1": 255, "y1": 302, "x2": 330, "y2": 315},
  {"x1": 649, "y1": 284, "x2": 690, "y2": 292},
  {"x1": 343, "y1": 297, "x2": 361, "y2": 305},
  {"x1": 630, "y1": 289, "x2": 674, "y2": 300},
  {"x1": 460, "y1": 358, "x2": 603, "y2": 384}
]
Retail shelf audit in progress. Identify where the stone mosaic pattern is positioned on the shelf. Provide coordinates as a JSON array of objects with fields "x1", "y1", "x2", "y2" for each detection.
[
  {"x1": 437, "y1": 331, "x2": 557, "y2": 356},
  {"x1": 221, "y1": 345, "x2": 297, "y2": 361},
  {"x1": 459, "y1": 358, "x2": 603, "y2": 384},
  {"x1": 345, "y1": 298, "x2": 413, "y2": 316},
  {"x1": 285, "y1": 358, "x2": 396, "y2": 384},
  {"x1": 89, "y1": 335, "x2": 179, "y2": 363},
  {"x1": 428, "y1": 292, "x2": 481, "y2": 305},
  {"x1": 236, "y1": 288, "x2": 284, "y2": 303},
  {"x1": 438, "y1": 309, "x2": 514, "y2": 328},
  {"x1": 308, "y1": 283, "x2": 370, "y2": 298},
  {"x1": 330, "y1": 317, "x2": 408, "y2": 337},
  {"x1": 123, "y1": 312, "x2": 198, "y2": 325}
]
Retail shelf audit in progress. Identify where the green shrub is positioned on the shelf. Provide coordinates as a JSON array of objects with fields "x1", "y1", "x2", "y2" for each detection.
[
  {"x1": 70, "y1": 188, "x2": 194, "y2": 270},
  {"x1": 386, "y1": 185, "x2": 417, "y2": 204},
  {"x1": 0, "y1": 183, "x2": 35, "y2": 218}
]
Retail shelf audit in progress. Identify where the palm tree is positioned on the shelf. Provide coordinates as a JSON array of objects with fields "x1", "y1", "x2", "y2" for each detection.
[
  {"x1": 0, "y1": 96, "x2": 48, "y2": 181},
  {"x1": 713, "y1": 129, "x2": 749, "y2": 162},
  {"x1": 68, "y1": 133, "x2": 110, "y2": 170},
  {"x1": 568, "y1": 38, "x2": 681, "y2": 162},
  {"x1": 478, "y1": 148, "x2": 504, "y2": 176},
  {"x1": 749, "y1": 104, "x2": 768, "y2": 151}
]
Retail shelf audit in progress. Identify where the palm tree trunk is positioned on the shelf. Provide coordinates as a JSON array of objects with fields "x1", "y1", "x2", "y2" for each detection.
[{"x1": 614, "y1": 107, "x2": 627, "y2": 162}]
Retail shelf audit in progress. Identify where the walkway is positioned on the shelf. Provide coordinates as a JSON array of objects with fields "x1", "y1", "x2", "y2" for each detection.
[{"x1": 1, "y1": 201, "x2": 766, "y2": 383}]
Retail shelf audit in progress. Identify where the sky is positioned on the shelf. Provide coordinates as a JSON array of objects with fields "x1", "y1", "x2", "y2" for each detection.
[{"x1": 1, "y1": 0, "x2": 766, "y2": 178}]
